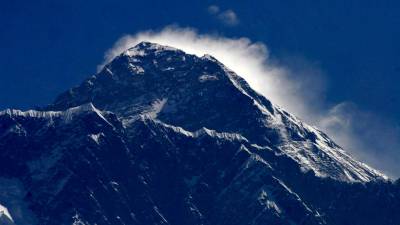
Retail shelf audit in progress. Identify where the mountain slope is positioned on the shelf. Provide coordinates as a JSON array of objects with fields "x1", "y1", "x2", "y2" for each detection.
[{"x1": 0, "y1": 42, "x2": 399, "y2": 225}]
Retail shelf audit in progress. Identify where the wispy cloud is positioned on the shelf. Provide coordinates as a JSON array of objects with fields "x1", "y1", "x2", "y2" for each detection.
[
  {"x1": 207, "y1": 5, "x2": 239, "y2": 26},
  {"x1": 99, "y1": 26, "x2": 400, "y2": 179},
  {"x1": 207, "y1": 5, "x2": 220, "y2": 14}
]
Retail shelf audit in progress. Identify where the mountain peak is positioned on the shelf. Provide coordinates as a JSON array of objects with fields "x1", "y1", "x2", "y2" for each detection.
[
  {"x1": 46, "y1": 42, "x2": 387, "y2": 183},
  {"x1": 131, "y1": 41, "x2": 179, "y2": 51},
  {"x1": 122, "y1": 41, "x2": 183, "y2": 58}
]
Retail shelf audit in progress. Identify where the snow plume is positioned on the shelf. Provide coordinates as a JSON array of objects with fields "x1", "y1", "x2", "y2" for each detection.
[
  {"x1": 100, "y1": 26, "x2": 400, "y2": 179},
  {"x1": 319, "y1": 103, "x2": 400, "y2": 179}
]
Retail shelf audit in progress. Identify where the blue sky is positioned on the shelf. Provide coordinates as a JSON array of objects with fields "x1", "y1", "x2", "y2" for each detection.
[{"x1": 1, "y1": 0, "x2": 400, "y2": 177}]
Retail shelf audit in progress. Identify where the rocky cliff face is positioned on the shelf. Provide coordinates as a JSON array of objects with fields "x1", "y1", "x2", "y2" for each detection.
[{"x1": 0, "y1": 42, "x2": 399, "y2": 225}]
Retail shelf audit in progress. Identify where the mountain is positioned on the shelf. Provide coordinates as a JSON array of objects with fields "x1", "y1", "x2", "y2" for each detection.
[{"x1": 0, "y1": 42, "x2": 399, "y2": 225}]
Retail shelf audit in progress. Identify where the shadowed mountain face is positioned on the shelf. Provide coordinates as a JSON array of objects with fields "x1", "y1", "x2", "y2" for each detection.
[{"x1": 0, "y1": 42, "x2": 399, "y2": 225}]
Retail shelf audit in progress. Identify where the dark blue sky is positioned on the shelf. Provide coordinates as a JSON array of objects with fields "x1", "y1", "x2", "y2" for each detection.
[{"x1": 1, "y1": 0, "x2": 400, "y2": 121}]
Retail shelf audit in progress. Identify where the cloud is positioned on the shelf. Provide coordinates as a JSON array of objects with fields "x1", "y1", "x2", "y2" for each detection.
[
  {"x1": 207, "y1": 5, "x2": 239, "y2": 26},
  {"x1": 99, "y1": 26, "x2": 400, "y2": 179},
  {"x1": 207, "y1": 5, "x2": 220, "y2": 14}
]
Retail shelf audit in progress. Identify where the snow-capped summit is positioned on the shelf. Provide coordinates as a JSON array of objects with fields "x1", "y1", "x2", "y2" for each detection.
[
  {"x1": 124, "y1": 41, "x2": 182, "y2": 57},
  {"x1": 1, "y1": 42, "x2": 399, "y2": 225}
]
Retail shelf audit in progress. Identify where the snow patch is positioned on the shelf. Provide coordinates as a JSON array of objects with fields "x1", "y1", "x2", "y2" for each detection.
[
  {"x1": 146, "y1": 99, "x2": 167, "y2": 119},
  {"x1": 128, "y1": 63, "x2": 145, "y2": 74},
  {"x1": 89, "y1": 133, "x2": 103, "y2": 145},
  {"x1": 72, "y1": 213, "x2": 87, "y2": 225},
  {"x1": 109, "y1": 181, "x2": 120, "y2": 193},
  {"x1": 162, "y1": 67, "x2": 174, "y2": 71},
  {"x1": 0, "y1": 204, "x2": 13, "y2": 223},
  {"x1": 258, "y1": 189, "x2": 282, "y2": 214},
  {"x1": 153, "y1": 206, "x2": 168, "y2": 224},
  {"x1": 124, "y1": 49, "x2": 146, "y2": 57},
  {"x1": 199, "y1": 74, "x2": 218, "y2": 82}
]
